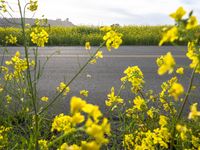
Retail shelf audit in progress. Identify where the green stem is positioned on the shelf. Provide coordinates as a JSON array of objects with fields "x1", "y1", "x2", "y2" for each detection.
[
  {"x1": 39, "y1": 42, "x2": 105, "y2": 114},
  {"x1": 17, "y1": 1, "x2": 39, "y2": 149}
]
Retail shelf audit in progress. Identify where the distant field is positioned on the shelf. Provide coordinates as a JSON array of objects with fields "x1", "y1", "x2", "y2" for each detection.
[{"x1": 0, "y1": 26, "x2": 198, "y2": 46}]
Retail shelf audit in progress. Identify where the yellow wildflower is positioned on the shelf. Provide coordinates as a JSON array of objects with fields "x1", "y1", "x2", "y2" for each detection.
[
  {"x1": 5, "y1": 95, "x2": 12, "y2": 104},
  {"x1": 186, "y1": 42, "x2": 200, "y2": 73},
  {"x1": 90, "y1": 51, "x2": 103, "y2": 64},
  {"x1": 56, "y1": 82, "x2": 70, "y2": 96},
  {"x1": 121, "y1": 66, "x2": 144, "y2": 94},
  {"x1": 59, "y1": 143, "x2": 81, "y2": 150},
  {"x1": 169, "y1": 82, "x2": 184, "y2": 100},
  {"x1": 101, "y1": 26, "x2": 122, "y2": 51},
  {"x1": 30, "y1": 28, "x2": 48, "y2": 47},
  {"x1": 28, "y1": 0, "x2": 38, "y2": 12},
  {"x1": 159, "y1": 115, "x2": 168, "y2": 127},
  {"x1": 188, "y1": 103, "x2": 200, "y2": 119},
  {"x1": 85, "y1": 42, "x2": 91, "y2": 50},
  {"x1": 133, "y1": 96, "x2": 146, "y2": 111},
  {"x1": 176, "y1": 124, "x2": 188, "y2": 141},
  {"x1": 5, "y1": 34, "x2": 17, "y2": 45},
  {"x1": 82, "y1": 104, "x2": 102, "y2": 122},
  {"x1": 70, "y1": 96, "x2": 86, "y2": 114},
  {"x1": 157, "y1": 52, "x2": 176, "y2": 75},
  {"x1": 170, "y1": 6, "x2": 186, "y2": 20},
  {"x1": 41, "y1": 96, "x2": 48, "y2": 102},
  {"x1": 51, "y1": 113, "x2": 73, "y2": 133},
  {"x1": 105, "y1": 87, "x2": 123, "y2": 107},
  {"x1": 147, "y1": 107, "x2": 154, "y2": 118},
  {"x1": 81, "y1": 141, "x2": 100, "y2": 150},
  {"x1": 80, "y1": 90, "x2": 89, "y2": 97},
  {"x1": 71, "y1": 112, "x2": 85, "y2": 125},
  {"x1": 186, "y1": 16, "x2": 198, "y2": 30},
  {"x1": 38, "y1": 139, "x2": 48, "y2": 150},
  {"x1": 159, "y1": 27, "x2": 178, "y2": 46},
  {"x1": 176, "y1": 67, "x2": 184, "y2": 74}
]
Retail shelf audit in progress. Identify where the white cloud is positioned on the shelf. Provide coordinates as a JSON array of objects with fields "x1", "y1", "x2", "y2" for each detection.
[{"x1": 3, "y1": 0, "x2": 200, "y2": 25}]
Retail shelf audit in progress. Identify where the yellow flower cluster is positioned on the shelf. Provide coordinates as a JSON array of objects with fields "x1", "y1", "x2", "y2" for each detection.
[
  {"x1": 90, "y1": 51, "x2": 103, "y2": 64},
  {"x1": 41, "y1": 96, "x2": 48, "y2": 102},
  {"x1": 0, "y1": 0, "x2": 7, "y2": 12},
  {"x1": 56, "y1": 82, "x2": 70, "y2": 96},
  {"x1": 160, "y1": 77, "x2": 184, "y2": 102},
  {"x1": 38, "y1": 139, "x2": 48, "y2": 150},
  {"x1": 186, "y1": 16, "x2": 198, "y2": 30},
  {"x1": 52, "y1": 97, "x2": 110, "y2": 150},
  {"x1": 30, "y1": 28, "x2": 49, "y2": 47},
  {"x1": 176, "y1": 67, "x2": 184, "y2": 74},
  {"x1": 188, "y1": 103, "x2": 200, "y2": 120},
  {"x1": 159, "y1": 27, "x2": 178, "y2": 46},
  {"x1": 0, "y1": 126, "x2": 11, "y2": 149},
  {"x1": 85, "y1": 42, "x2": 91, "y2": 50},
  {"x1": 170, "y1": 7, "x2": 186, "y2": 21},
  {"x1": 176, "y1": 124, "x2": 189, "y2": 141},
  {"x1": 100, "y1": 26, "x2": 122, "y2": 51},
  {"x1": 121, "y1": 66, "x2": 144, "y2": 94},
  {"x1": 1, "y1": 51, "x2": 35, "y2": 81},
  {"x1": 105, "y1": 87, "x2": 123, "y2": 107},
  {"x1": 156, "y1": 52, "x2": 176, "y2": 75},
  {"x1": 123, "y1": 127, "x2": 171, "y2": 149},
  {"x1": 186, "y1": 42, "x2": 200, "y2": 73},
  {"x1": 80, "y1": 90, "x2": 89, "y2": 97},
  {"x1": 28, "y1": 0, "x2": 38, "y2": 12},
  {"x1": 5, "y1": 34, "x2": 17, "y2": 45}
]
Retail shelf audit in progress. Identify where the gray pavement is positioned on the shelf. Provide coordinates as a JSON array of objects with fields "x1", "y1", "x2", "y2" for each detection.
[{"x1": 1, "y1": 46, "x2": 200, "y2": 115}]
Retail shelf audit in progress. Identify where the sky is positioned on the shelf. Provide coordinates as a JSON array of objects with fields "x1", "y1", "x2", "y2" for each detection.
[{"x1": 4, "y1": 0, "x2": 200, "y2": 26}]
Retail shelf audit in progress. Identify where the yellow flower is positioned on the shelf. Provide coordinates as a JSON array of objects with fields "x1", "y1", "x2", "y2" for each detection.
[
  {"x1": 121, "y1": 66, "x2": 144, "y2": 94},
  {"x1": 133, "y1": 96, "x2": 146, "y2": 111},
  {"x1": 159, "y1": 27, "x2": 178, "y2": 46},
  {"x1": 147, "y1": 107, "x2": 154, "y2": 118},
  {"x1": 105, "y1": 87, "x2": 123, "y2": 107},
  {"x1": 188, "y1": 103, "x2": 200, "y2": 119},
  {"x1": 81, "y1": 141, "x2": 100, "y2": 150},
  {"x1": 70, "y1": 96, "x2": 86, "y2": 114},
  {"x1": 159, "y1": 115, "x2": 168, "y2": 127},
  {"x1": 80, "y1": 90, "x2": 89, "y2": 97},
  {"x1": 71, "y1": 112, "x2": 85, "y2": 125},
  {"x1": 176, "y1": 124, "x2": 188, "y2": 141},
  {"x1": 157, "y1": 52, "x2": 176, "y2": 75},
  {"x1": 38, "y1": 139, "x2": 48, "y2": 150},
  {"x1": 186, "y1": 16, "x2": 198, "y2": 30},
  {"x1": 28, "y1": 0, "x2": 38, "y2": 12},
  {"x1": 170, "y1": 6, "x2": 186, "y2": 20},
  {"x1": 85, "y1": 42, "x2": 91, "y2": 50},
  {"x1": 101, "y1": 26, "x2": 122, "y2": 51},
  {"x1": 176, "y1": 67, "x2": 184, "y2": 74},
  {"x1": 41, "y1": 96, "x2": 49, "y2": 102},
  {"x1": 5, "y1": 34, "x2": 17, "y2": 45},
  {"x1": 30, "y1": 28, "x2": 48, "y2": 47},
  {"x1": 56, "y1": 82, "x2": 70, "y2": 96},
  {"x1": 82, "y1": 104, "x2": 102, "y2": 122},
  {"x1": 169, "y1": 82, "x2": 184, "y2": 100},
  {"x1": 51, "y1": 113, "x2": 72, "y2": 133},
  {"x1": 59, "y1": 143, "x2": 81, "y2": 150},
  {"x1": 5, "y1": 95, "x2": 12, "y2": 104},
  {"x1": 90, "y1": 51, "x2": 103, "y2": 64}
]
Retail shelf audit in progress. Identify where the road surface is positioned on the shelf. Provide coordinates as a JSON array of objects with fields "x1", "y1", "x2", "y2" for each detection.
[{"x1": 2, "y1": 46, "x2": 200, "y2": 115}]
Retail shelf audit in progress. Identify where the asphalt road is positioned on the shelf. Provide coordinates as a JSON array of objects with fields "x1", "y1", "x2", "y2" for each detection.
[{"x1": 2, "y1": 46, "x2": 200, "y2": 115}]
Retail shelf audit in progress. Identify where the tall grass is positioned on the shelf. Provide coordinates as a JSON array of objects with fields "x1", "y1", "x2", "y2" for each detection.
[{"x1": 2, "y1": 25, "x2": 199, "y2": 46}]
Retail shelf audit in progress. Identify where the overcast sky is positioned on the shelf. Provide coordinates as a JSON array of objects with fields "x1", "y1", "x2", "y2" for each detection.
[{"x1": 5, "y1": 0, "x2": 200, "y2": 25}]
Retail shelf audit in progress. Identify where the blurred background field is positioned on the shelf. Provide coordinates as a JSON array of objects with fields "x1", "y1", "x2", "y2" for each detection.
[{"x1": 1, "y1": 25, "x2": 199, "y2": 46}]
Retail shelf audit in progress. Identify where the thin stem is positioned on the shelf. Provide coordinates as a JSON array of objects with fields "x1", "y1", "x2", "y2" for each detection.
[
  {"x1": 17, "y1": 0, "x2": 39, "y2": 149},
  {"x1": 39, "y1": 42, "x2": 105, "y2": 114}
]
